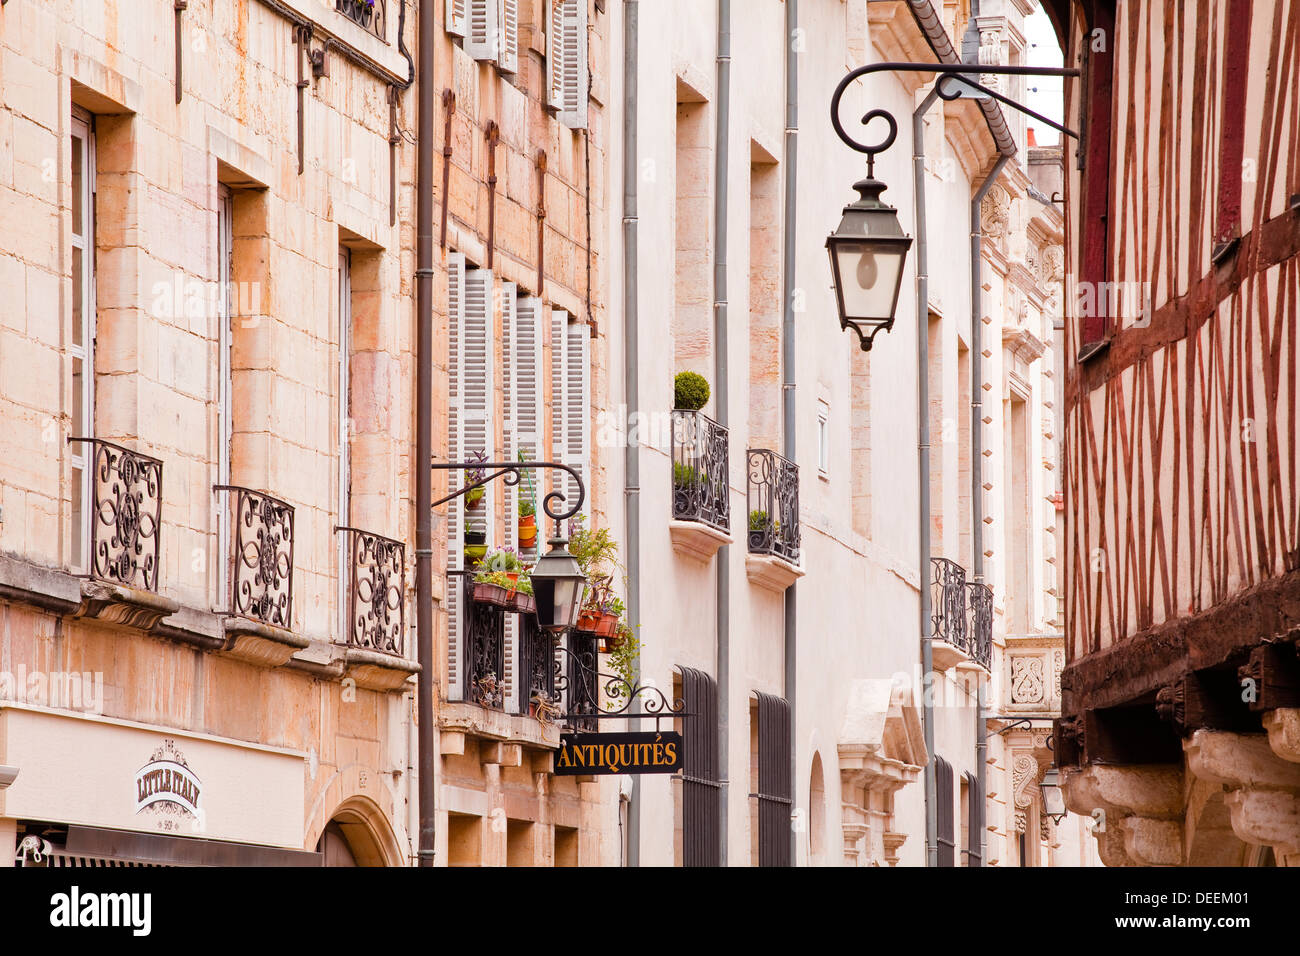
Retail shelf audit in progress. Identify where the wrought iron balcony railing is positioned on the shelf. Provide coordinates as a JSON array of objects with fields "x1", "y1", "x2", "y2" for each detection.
[
  {"x1": 459, "y1": 573, "x2": 506, "y2": 709},
  {"x1": 561, "y1": 631, "x2": 600, "y2": 732},
  {"x1": 68, "y1": 438, "x2": 163, "y2": 592},
  {"x1": 215, "y1": 485, "x2": 295, "y2": 630},
  {"x1": 335, "y1": 0, "x2": 386, "y2": 41},
  {"x1": 930, "y1": 557, "x2": 969, "y2": 654},
  {"x1": 966, "y1": 582, "x2": 993, "y2": 671},
  {"x1": 746, "y1": 448, "x2": 800, "y2": 562},
  {"x1": 337, "y1": 526, "x2": 405, "y2": 657},
  {"x1": 671, "y1": 409, "x2": 730, "y2": 532}
]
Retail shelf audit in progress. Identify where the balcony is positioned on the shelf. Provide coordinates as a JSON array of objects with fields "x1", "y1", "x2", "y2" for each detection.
[
  {"x1": 745, "y1": 448, "x2": 804, "y2": 593},
  {"x1": 336, "y1": 526, "x2": 418, "y2": 691},
  {"x1": 67, "y1": 437, "x2": 177, "y2": 630},
  {"x1": 214, "y1": 485, "x2": 308, "y2": 667},
  {"x1": 966, "y1": 582, "x2": 993, "y2": 672},
  {"x1": 334, "y1": 0, "x2": 386, "y2": 42},
  {"x1": 669, "y1": 409, "x2": 732, "y2": 563},
  {"x1": 930, "y1": 557, "x2": 971, "y2": 672}
]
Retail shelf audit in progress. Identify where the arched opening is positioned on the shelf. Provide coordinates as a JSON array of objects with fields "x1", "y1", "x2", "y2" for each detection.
[
  {"x1": 316, "y1": 796, "x2": 402, "y2": 867},
  {"x1": 809, "y1": 751, "x2": 826, "y2": 864}
]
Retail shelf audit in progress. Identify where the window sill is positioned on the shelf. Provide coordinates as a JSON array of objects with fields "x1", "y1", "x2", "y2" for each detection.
[
  {"x1": 75, "y1": 580, "x2": 179, "y2": 631},
  {"x1": 745, "y1": 553, "x2": 804, "y2": 593},
  {"x1": 438, "y1": 700, "x2": 563, "y2": 765},
  {"x1": 341, "y1": 645, "x2": 419, "y2": 691},
  {"x1": 220, "y1": 616, "x2": 310, "y2": 668},
  {"x1": 669, "y1": 520, "x2": 732, "y2": 564}
]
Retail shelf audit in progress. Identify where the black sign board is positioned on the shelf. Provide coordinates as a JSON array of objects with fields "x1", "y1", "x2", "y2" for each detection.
[{"x1": 554, "y1": 731, "x2": 684, "y2": 776}]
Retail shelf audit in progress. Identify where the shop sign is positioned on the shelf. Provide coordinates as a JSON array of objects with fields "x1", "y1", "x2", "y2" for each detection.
[{"x1": 554, "y1": 731, "x2": 684, "y2": 776}]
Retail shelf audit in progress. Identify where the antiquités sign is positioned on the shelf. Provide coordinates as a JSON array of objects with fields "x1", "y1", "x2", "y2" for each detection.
[{"x1": 554, "y1": 731, "x2": 684, "y2": 776}]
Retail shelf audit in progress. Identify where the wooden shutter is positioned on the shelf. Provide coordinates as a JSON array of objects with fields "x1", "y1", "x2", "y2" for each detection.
[
  {"x1": 558, "y1": 0, "x2": 588, "y2": 129},
  {"x1": 515, "y1": 296, "x2": 543, "y2": 551},
  {"x1": 546, "y1": 0, "x2": 565, "y2": 110},
  {"x1": 446, "y1": 253, "x2": 466, "y2": 700},
  {"x1": 755, "y1": 692, "x2": 792, "y2": 867},
  {"x1": 446, "y1": 0, "x2": 467, "y2": 37},
  {"x1": 564, "y1": 318, "x2": 589, "y2": 514},
  {"x1": 501, "y1": 281, "x2": 518, "y2": 711},
  {"x1": 936, "y1": 756, "x2": 956, "y2": 867},
  {"x1": 965, "y1": 771, "x2": 983, "y2": 866},
  {"x1": 1076, "y1": 1, "x2": 1115, "y2": 357},
  {"x1": 496, "y1": 0, "x2": 519, "y2": 74},
  {"x1": 465, "y1": 0, "x2": 499, "y2": 61},
  {"x1": 680, "y1": 666, "x2": 721, "y2": 867},
  {"x1": 550, "y1": 306, "x2": 567, "y2": 513}
]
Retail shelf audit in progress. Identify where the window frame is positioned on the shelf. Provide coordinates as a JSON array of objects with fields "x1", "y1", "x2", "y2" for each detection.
[{"x1": 69, "y1": 110, "x2": 96, "y2": 573}]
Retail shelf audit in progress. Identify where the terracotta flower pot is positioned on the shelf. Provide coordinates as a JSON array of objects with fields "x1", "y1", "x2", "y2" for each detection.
[
  {"x1": 471, "y1": 582, "x2": 509, "y2": 608},
  {"x1": 509, "y1": 591, "x2": 536, "y2": 615},
  {"x1": 595, "y1": 612, "x2": 619, "y2": 639},
  {"x1": 518, "y1": 514, "x2": 537, "y2": 549},
  {"x1": 575, "y1": 607, "x2": 601, "y2": 634},
  {"x1": 600, "y1": 631, "x2": 626, "y2": 654}
]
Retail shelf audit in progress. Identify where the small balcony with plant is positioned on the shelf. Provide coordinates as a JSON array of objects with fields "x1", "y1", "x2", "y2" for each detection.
[
  {"x1": 744, "y1": 448, "x2": 804, "y2": 593},
  {"x1": 669, "y1": 371, "x2": 732, "y2": 563}
]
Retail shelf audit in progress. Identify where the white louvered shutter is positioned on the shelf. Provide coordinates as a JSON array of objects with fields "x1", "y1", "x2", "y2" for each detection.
[
  {"x1": 446, "y1": 0, "x2": 467, "y2": 37},
  {"x1": 565, "y1": 318, "x2": 590, "y2": 510},
  {"x1": 546, "y1": 0, "x2": 565, "y2": 110},
  {"x1": 446, "y1": 253, "x2": 466, "y2": 700},
  {"x1": 465, "y1": 0, "x2": 499, "y2": 61},
  {"x1": 558, "y1": 0, "x2": 588, "y2": 130},
  {"x1": 497, "y1": 0, "x2": 519, "y2": 74},
  {"x1": 500, "y1": 282, "x2": 518, "y2": 711},
  {"x1": 515, "y1": 296, "x2": 543, "y2": 553},
  {"x1": 550, "y1": 307, "x2": 568, "y2": 514}
]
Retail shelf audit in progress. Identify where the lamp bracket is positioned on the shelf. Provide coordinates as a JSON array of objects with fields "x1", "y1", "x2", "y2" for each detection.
[{"x1": 432, "y1": 459, "x2": 585, "y2": 537}]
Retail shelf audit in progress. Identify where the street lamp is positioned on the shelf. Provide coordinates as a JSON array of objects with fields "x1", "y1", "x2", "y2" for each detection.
[
  {"x1": 1040, "y1": 766, "x2": 1068, "y2": 825},
  {"x1": 826, "y1": 109, "x2": 913, "y2": 351},
  {"x1": 531, "y1": 533, "x2": 585, "y2": 635}
]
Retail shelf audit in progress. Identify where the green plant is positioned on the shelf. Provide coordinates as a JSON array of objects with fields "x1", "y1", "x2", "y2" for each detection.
[
  {"x1": 673, "y1": 462, "x2": 702, "y2": 489},
  {"x1": 518, "y1": 499, "x2": 535, "y2": 518},
  {"x1": 749, "y1": 509, "x2": 769, "y2": 532},
  {"x1": 674, "y1": 371, "x2": 711, "y2": 411},
  {"x1": 567, "y1": 515, "x2": 620, "y2": 580},
  {"x1": 604, "y1": 623, "x2": 641, "y2": 709},
  {"x1": 479, "y1": 548, "x2": 526, "y2": 573}
]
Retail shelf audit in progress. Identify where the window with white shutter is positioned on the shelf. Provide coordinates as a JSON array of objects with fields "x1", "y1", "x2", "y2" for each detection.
[
  {"x1": 500, "y1": 281, "x2": 518, "y2": 711},
  {"x1": 546, "y1": 0, "x2": 587, "y2": 129},
  {"x1": 564, "y1": 319, "x2": 590, "y2": 510},
  {"x1": 497, "y1": 0, "x2": 519, "y2": 74},
  {"x1": 550, "y1": 306, "x2": 568, "y2": 512},
  {"x1": 465, "y1": 0, "x2": 500, "y2": 62},
  {"x1": 446, "y1": 0, "x2": 468, "y2": 37},
  {"x1": 446, "y1": 253, "x2": 466, "y2": 699}
]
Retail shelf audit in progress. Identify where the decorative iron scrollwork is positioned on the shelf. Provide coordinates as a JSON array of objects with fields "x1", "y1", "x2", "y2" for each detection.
[
  {"x1": 215, "y1": 485, "x2": 295, "y2": 630},
  {"x1": 462, "y1": 575, "x2": 505, "y2": 708},
  {"x1": 966, "y1": 581, "x2": 993, "y2": 670},
  {"x1": 335, "y1": 0, "x2": 386, "y2": 41},
  {"x1": 671, "y1": 409, "x2": 730, "y2": 532},
  {"x1": 553, "y1": 642, "x2": 687, "y2": 729},
  {"x1": 930, "y1": 557, "x2": 969, "y2": 653},
  {"x1": 746, "y1": 448, "x2": 800, "y2": 562},
  {"x1": 337, "y1": 526, "x2": 405, "y2": 656},
  {"x1": 68, "y1": 438, "x2": 162, "y2": 592},
  {"x1": 432, "y1": 459, "x2": 585, "y2": 537}
]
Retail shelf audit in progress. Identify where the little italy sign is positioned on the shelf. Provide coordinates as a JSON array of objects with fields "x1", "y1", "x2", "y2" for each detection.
[
  {"x1": 554, "y1": 731, "x2": 684, "y2": 776},
  {"x1": 135, "y1": 739, "x2": 202, "y2": 821}
]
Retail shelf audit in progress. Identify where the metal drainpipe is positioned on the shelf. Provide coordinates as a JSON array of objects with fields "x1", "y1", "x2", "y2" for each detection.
[
  {"x1": 912, "y1": 85, "x2": 942, "y2": 868},
  {"x1": 414, "y1": 0, "x2": 437, "y2": 868},
  {"x1": 971, "y1": 153, "x2": 1011, "y2": 868},
  {"x1": 780, "y1": 0, "x2": 799, "y2": 868},
  {"x1": 713, "y1": 0, "x2": 732, "y2": 868},
  {"x1": 622, "y1": 0, "x2": 642, "y2": 868}
]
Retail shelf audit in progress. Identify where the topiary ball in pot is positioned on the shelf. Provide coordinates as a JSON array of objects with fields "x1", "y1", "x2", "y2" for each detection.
[{"x1": 674, "y1": 371, "x2": 711, "y2": 411}]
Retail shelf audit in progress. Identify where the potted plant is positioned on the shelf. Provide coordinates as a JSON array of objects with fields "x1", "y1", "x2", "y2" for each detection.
[
  {"x1": 674, "y1": 371, "x2": 711, "y2": 411},
  {"x1": 673, "y1": 461, "x2": 703, "y2": 491},
  {"x1": 464, "y1": 521, "x2": 488, "y2": 565},
  {"x1": 470, "y1": 570, "x2": 511, "y2": 608},
  {"x1": 603, "y1": 624, "x2": 640, "y2": 709},
  {"x1": 595, "y1": 594, "x2": 624, "y2": 640},
  {"x1": 474, "y1": 549, "x2": 535, "y2": 613},
  {"x1": 464, "y1": 450, "x2": 488, "y2": 511},
  {"x1": 518, "y1": 498, "x2": 537, "y2": 550}
]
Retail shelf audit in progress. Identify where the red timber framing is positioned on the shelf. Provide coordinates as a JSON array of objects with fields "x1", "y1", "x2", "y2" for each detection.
[
  {"x1": 1077, "y1": 0, "x2": 1116, "y2": 357},
  {"x1": 1057, "y1": 0, "x2": 1300, "y2": 752}
]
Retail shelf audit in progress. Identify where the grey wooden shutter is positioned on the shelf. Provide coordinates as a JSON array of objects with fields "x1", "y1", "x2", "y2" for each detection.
[
  {"x1": 496, "y1": 0, "x2": 519, "y2": 74},
  {"x1": 515, "y1": 296, "x2": 543, "y2": 551},
  {"x1": 755, "y1": 692, "x2": 792, "y2": 867},
  {"x1": 564, "y1": 318, "x2": 589, "y2": 515},
  {"x1": 680, "y1": 666, "x2": 721, "y2": 867},
  {"x1": 446, "y1": 0, "x2": 467, "y2": 37},
  {"x1": 965, "y1": 770, "x2": 983, "y2": 866},
  {"x1": 936, "y1": 756, "x2": 956, "y2": 867},
  {"x1": 501, "y1": 281, "x2": 518, "y2": 711},
  {"x1": 558, "y1": 0, "x2": 588, "y2": 129},
  {"x1": 546, "y1": 0, "x2": 565, "y2": 110},
  {"x1": 446, "y1": 253, "x2": 466, "y2": 700},
  {"x1": 465, "y1": 0, "x2": 499, "y2": 61}
]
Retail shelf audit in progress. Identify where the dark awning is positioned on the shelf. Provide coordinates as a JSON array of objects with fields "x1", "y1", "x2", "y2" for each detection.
[{"x1": 62, "y1": 825, "x2": 322, "y2": 867}]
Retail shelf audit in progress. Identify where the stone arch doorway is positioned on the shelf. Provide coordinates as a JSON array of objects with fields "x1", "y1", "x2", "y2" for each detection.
[{"x1": 316, "y1": 796, "x2": 404, "y2": 867}]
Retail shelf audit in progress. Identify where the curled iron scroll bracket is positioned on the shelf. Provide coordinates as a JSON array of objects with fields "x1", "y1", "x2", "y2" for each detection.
[{"x1": 432, "y1": 459, "x2": 585, "y2": 533}]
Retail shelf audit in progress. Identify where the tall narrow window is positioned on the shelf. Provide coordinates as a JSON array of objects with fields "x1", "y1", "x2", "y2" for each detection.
[
  {"x1": 673, "y1": 82, "x2": 710, "y2": 380},
  {"x1": 1213, "y1": 0, "x2": 1253, "y2": 258},
  {"x1": 676, "y1": 666, "x2": 721, "y2": 866},
  {"x1": 216, "y1": 185, "x2": 234, "y2": 605},
  {"x1": 69, "y1": 111, "x2": 96, "y2": 572},
  {"x1": 935, "y1": 756, "x2": 956, "y2": 866},
  {"x1": 748, "y1": 153, "x2": 781, "y2": 451},
  {"x1": 337, "y1": 248, "x2": 353, "y2": 639},
  {"x1": 1004, "y1": 392, "x2": 1031, "y2": 631},
  {"x1": 548, "y1": 309, "x2": 589, "y2": 515},
  {"x1": 963, "y1": 770, "x2": 983, "y2": 866},
  {"x1": 1077, "y1": 1, "x2": 1115, "y2": 357},
  {"x1": 817, "y1": 400, "x2": 829, "y2": 479}
]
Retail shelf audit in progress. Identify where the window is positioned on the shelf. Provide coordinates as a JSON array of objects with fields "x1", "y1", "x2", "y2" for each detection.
[
  {"x1": 817, "y1": 400, "x2": 829, "y2": 478},
  {"x1": 752, "y1": 692, "x2": 792, "y2": 867},
  {"x1": 1076, "y1": 1, "x2": 1116, "y2": 358},
  {"x1": 1213, "y1": 0, "x2": 1252, "y2": 259},
  {"x1": 548, "y1": 307, "x2": 590, "y2": 512},
  {"x1": 458, "y1": 0, "x2": 519, "y2": 75},
  {"x1": 676, "y1": 666, "x2": 720, "y2": 866},
  {"x1": 963, "y1": 770, "x2": 983, "y2": 866},
  {"x1": 69, "y1": 111, "x2": 96, "y2": 572},
  {"x1": 337, "y1": 248, "x2": 353, "y2": 638},
  {"x1": 547, "y1": 0, "x2": 588, "y2": 129},
  {"x1": 216, "y1": 185, "x2": 234, "y2": 602},
  {"x1": 748, "y1": 153, "x2": 781, "y2": 451},
  {"x1": 935, "y1": 756, "x2": 956, "y2": 867}
]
